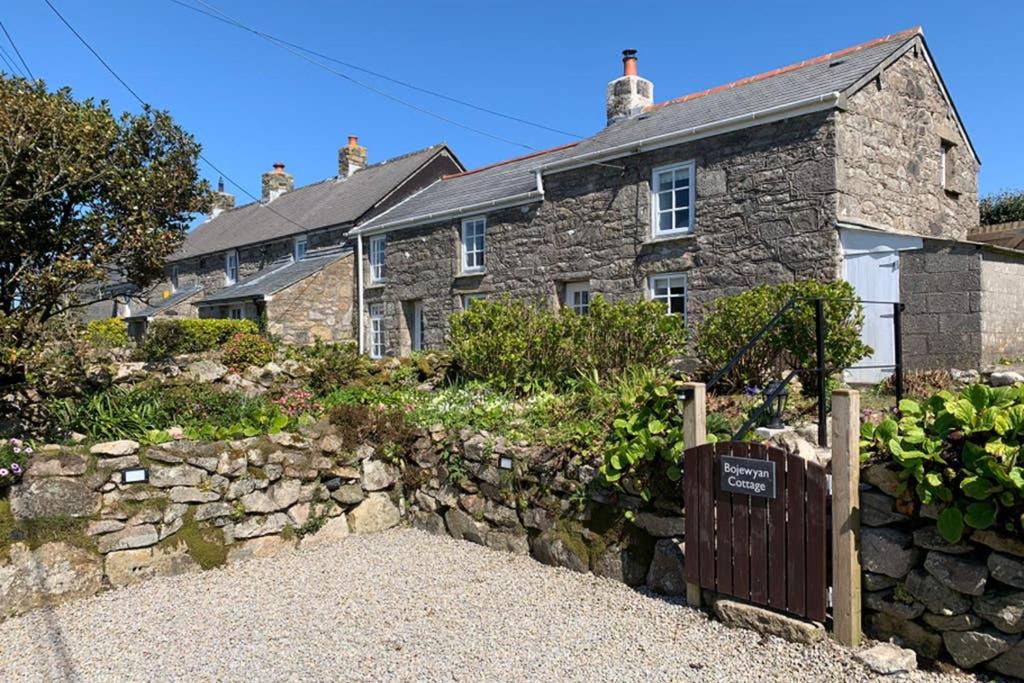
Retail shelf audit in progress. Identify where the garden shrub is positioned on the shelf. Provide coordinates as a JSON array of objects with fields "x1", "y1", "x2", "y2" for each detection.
[
  {"x1": 222, "y1": 331, "x2": 275, "y2": 369},
  {"x1": 860, "y1": 383, "x2": 1024, "y2": 542},
  {"x1": 695, "y1": 280, "x2": 871, "y2": 391},
  {"x1": 85, "y1": 318, "x2": 129, "y2": 348},
  {"x1": 140, "y1": 319, "x2": 258, "y2": 360},
  {"x1": 298, "y1": 339, "x2": 374, "y2": 396},
  {"x1": 328, "y1": 402, "x2": 417, "y2": 459},
  {"x1": 448, "y1": 295, "x2": 686, "y2": 393}
]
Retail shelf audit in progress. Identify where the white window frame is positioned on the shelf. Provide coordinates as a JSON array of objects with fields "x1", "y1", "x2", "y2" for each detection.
[
  {"x1": 170, "y1": 265, "x2": 179, "y2": 292},
  {"x1": 650, "y1": 161, "x2": 695, "y2": 238},
  {"x1": 225, "y1": 250, "x2": 239, "y2": 286},
  {"x1": 460, "y1": 216, "x2": 486, "y2": 274},
  {"x1": 564, "y1": 282, "x2": 591, "y2": 314},
  {"x1": 368, "y1": 303, "x2": 385, "y2": 359},
  {"x1": 648, "y1": 272, "x2": 688, "y2": 324},
  {"x1": 294, "y1": 235, "x2": 308, "y2": 261},
  {"x1": 369, "y1": 235, "x2": 386, "y2": 283},
  {"x1": 461, "y1": 293, "x2": 485, "y2": 309},
  {"x1": 411, "y1": 301, "x2": 425, "y2": 352}
]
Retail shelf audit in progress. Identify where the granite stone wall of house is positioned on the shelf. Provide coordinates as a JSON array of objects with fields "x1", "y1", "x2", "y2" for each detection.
[
  {"x1": 265, "y1": 255, "x2": 356, "y2": 345},
  {"x1": 860, "y1": 463, "x2": 1024, "y2": 675},
  {"x1": 364, "y1": 112, "x2": 841, "y2": 355},
  {"x1": 899, "y1": 240, "x2": 984, "y2": 371},
  {"x1": 836, "y1": 45, "x2": 979, "y2": 240}
]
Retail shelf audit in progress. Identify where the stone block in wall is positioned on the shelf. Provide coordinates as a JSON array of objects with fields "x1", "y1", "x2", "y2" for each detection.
[
  {"x1": 905, "y1": 567, "x2": 973, "y2": 616},
  {"x1": 924, "y1": 552, "x2": 988, "y2": 596},
  {"x1": 9, "y1": 477, "x2": 101, "y2": 519},
  {"x1": 989, "y1": 553, "x2": 1024, "y2": 590},
  {"x1": 410, "y1": 510, "x2": 446, "y2": 536},
  {"x1": 913, "y1": 527, "x2": 973, "y2": 555},
  {"x1": 444, "y1": 507, "x2": 485, "y2": 544},
  {"x1": 645, "y1": 537, "x2": 686, "y2": 595},
  {"x1": 988, "y1": 639, "x2": 1024, "y2": 678},
  {"x1": 0, "y1": 542, "x2": 102, "y2": 618},
  {"x1": 105, "y1": 543, "x2": 199, "y2": 587},
  {"x1": 228, "y1": 535, "x2": 296, "y2": 562},
  {"x1": 973, "y1": 591, "x2": 1024, "y2": 634},
  {"x1": 869, "y1": 612, "x2": 943, "y2": 659},
  {"x1": 972, "y1": 530, "x2": 1024, "y2": 558},
  {"x1": 348, "y1": 494, "x2": 400, "y2": 534},
  {"x1": 531, "y1": 532, "x2": 589, "y2": 574},
  {"x1": 862, "y1": 490, "x2": 909, "y2": 527},
  {"x1": 943, "y1": 629, "x2": 1020, "y2": 669},
  {"x1": 96, "y1": 524, "x2": 159, "y2": 554},
  {"x1": 862, "y1": 528, "x2": 919, "y2": 578},
  {"x1": 865, "y1": 590, "x2": 925, "y2": 620}
]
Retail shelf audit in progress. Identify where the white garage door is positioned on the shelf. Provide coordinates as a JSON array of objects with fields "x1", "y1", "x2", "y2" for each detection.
[{"x1": 840, "y1": 228, "x2": 922, "y2": 384}]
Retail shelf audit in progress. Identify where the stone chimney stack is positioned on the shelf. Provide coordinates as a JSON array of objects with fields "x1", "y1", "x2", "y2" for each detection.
[
  {"x1": 208, "y1": 177, "x2": 235, "y2": 220},
  {"x1": 338, "y1": 136, "x2": 368, "y2": 178},
  {"x1": 261, "y1": 162, "x2": 294, "y2": 203},
  {"x1": 606, "y1": 49, "x2": 654, "y2": 125}
]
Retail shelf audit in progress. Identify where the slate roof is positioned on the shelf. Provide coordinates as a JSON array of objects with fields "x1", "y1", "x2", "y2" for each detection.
[
  {"x1": 194, "y1": 246, "x2": 351, "y2": 305},
  {"x1": 173, "y1": 144, "x2": 451, "y2": 261},
  {"x1": 124, "y1": 284, "x2": 204, "y2": 320},
  {"x1": 357, "y1": 28, "x2": 955, "y2": 234}
]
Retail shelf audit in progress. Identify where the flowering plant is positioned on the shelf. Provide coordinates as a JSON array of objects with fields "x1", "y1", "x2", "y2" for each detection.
[
  {"x1": 272, "y1": 389, "x2": 318, "y2": 419},
  {"x1": 0, "y1": 438, "x2": 30, "y2": 487}
]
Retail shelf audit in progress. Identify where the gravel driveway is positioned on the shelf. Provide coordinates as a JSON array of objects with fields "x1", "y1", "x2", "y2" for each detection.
[{"x1": 0, "y1": 528, "x2": 980, "y2": 682}]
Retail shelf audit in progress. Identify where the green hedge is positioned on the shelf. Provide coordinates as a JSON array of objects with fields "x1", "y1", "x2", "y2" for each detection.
[
  {"x1": 861, "y1": 383, "x2": 1024, "y2": 542},
  {"x1": 447, "y1": 295, "x2": 686, "y2": 393},
  {"x1": 695, "y1": 280, "x2": 871, "y2": 390},
  {"x1": 85, "y1": 318, "x2": 129, "y2": 348},
  {"x1": 141, "y1": 319, "x2": 259, "y2": 360}
]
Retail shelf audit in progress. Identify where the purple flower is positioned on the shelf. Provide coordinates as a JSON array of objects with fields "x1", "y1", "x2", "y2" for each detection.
[
  {"x1": 0, "y1": 468, "x2": 9, "y2": 478},
  {"x1": 10, "y1": 463, "x2": 22, "y2": 474},
  {"x1": 744, "y1": 385, "x2": 761, "y2": 397}
]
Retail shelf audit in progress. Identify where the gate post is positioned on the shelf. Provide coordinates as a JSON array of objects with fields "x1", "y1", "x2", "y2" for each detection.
[
  {"x1": 831, "y1": 389, "x2": 862, "y2": 646},
  {"x1": 681, "y1": 382, "x2": 706, "y2": 608}
]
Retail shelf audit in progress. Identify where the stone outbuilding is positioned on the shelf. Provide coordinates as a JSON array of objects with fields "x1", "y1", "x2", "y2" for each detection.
[{"x1": 349, "y1": 28, "x2": 1024, "y2": 375}]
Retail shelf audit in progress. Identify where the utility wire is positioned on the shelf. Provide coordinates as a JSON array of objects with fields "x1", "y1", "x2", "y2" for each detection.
[
  {"x1": 0, "y1": 42, "x2": 23, "y2": 78},
  {"x1": 169, "y1": 0, "x2": 583, "y2": 140},
  {"x1": 170, "y1": 0, "x2": 537, "y2": 151},
  {"x1": 0, "y1": 20, "x2": 34, "y2": 80},
  {"x1": 42, "y1": 0, "x2": 311, "y2": 232}
]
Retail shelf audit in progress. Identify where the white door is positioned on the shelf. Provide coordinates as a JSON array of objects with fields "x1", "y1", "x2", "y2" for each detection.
[{"x1": 840, "y1": 228, "x2": 922, "y2": 384}]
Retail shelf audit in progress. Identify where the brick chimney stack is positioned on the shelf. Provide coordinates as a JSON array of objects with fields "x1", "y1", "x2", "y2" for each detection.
[
  {"x1": 208, "y1": 177, "x2": 235, "y2": 220},
  {"x1": 261, "y1": 162, "x2": 294, "y2": 202},
  {"x1": 606, "y1": 49, "x2": 653, "y2": 125},
  {"x1": 338, "y1": 136, "x2": 367, "y2": 178}
]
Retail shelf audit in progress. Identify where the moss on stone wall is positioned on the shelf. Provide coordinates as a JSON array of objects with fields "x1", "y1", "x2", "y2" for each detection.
[
  {"x1": 174, "y1": 509, "x2": 227, "y2": 570},
  {"x1": 0, "y1": 499, "x2": 95, "y2": 562}
]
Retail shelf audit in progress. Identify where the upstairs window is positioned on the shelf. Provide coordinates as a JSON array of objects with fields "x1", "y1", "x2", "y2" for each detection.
[
  {"x1": 369, "y1": 236, "x2": 386, "y2": 283},
  {"x1": 225, "y1": 250, "x2": 239, "y2": 286},
  {"x1": 461, "y1": 217, "x2": 486, "y2": 273},
  {"x1": 649, "y1": 272, "x2": 687, "y2": 323},
  {"x1": 564, "y1": 282, "x2": 590, "y2": 314},
  {"x1": 941, "y1": 140, "x2": 957, "y2": 192},
  {"x1": 294, "y1": 236, "x2": 308, "y2": 261},
  {"x1": 170, "y1": 265, "x2": 179, "y2": 292},
  {"x1": 651, "y1": 161, "x2": 695, "y2": 237}
]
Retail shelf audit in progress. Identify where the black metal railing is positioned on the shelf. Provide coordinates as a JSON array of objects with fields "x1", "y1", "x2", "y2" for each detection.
[{"x1": 705, "y1": 297, "x2": 905, "y2": 448}]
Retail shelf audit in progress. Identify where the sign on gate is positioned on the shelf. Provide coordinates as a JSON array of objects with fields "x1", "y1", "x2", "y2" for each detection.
[{"x1": 719, "y1": 456, "x2": 776, "y2": 499}]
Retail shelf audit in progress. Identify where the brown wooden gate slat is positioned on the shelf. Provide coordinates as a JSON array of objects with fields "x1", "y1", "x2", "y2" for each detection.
[
  {"x1": 683, "y1": 440, "x2": 828, "y2": 624},
  {"x1": 785, "y1": 453, "x2": 807, "y2": 616},
  {"x1": 766, "y1": 447, "x2": 787, "y2": 610},
  {"x1": 748, "y1": 446, "x2": 769, "y2": 606},
  {"x1": 805, "y1": 461, "x2": 828, "y2": 622},
  {"x1": 714, "y1": 443, "x2": 734, "y2": 595}
]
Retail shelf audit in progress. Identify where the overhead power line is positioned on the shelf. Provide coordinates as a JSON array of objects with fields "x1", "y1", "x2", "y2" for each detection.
[
  {"x1": 168, "y1": 0, "x2": 546, "y2": 150},
  {"x1": 42, "y1": 0, "x2": 310, "y2": 232},
  {"x1": 0, "y1": 42, "x2": 23, "y2": 78},
  {"x1": 0, "y1": 20, "x2": 34, "y2": 80},
  {"x1": 169, "y1": 0, "x2": 582, "y2": 140}
]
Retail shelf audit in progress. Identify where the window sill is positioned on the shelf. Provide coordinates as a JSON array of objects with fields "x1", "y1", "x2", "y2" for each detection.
[
  {"x1": 944, "y1": 188, "x2": 962, "y2": 199},
  {"x1": 644, "y1": 233, "x2": 697, "y2": 246},
  {"x1": 365, "y1": 282, "x2": 386, "y2": 290},
  {"x1": 454, "y1": 271, "x2": 486, "y2": 280}
]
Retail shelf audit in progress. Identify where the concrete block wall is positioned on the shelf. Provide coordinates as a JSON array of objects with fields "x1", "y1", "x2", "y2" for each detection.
[{"x1": 980, "y1": 251, "x2": 1024, "y2": 365}]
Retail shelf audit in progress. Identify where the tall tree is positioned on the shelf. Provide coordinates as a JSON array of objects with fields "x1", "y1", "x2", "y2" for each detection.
[
  {"x1": 0, "y1": 74, "x2": 210, "y2": 371},
  {"x1": 980, "y1": 190, "x2": 1024, "y2": 226}
]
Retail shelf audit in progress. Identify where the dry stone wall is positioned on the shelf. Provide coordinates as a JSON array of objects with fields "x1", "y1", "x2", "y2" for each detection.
[{"x1": 860, "y1": 462, "x2": 1024, "y2": 676}]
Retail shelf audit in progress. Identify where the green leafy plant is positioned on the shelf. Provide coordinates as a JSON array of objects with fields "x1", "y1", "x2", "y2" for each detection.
[
  {"x1": 85, "y1": 318, "x2": 129, "y2": 349},
  {"x1": 695, "y1": 280, "x2": 871, "y2": 391},
  {"x1": 980, "y1": 189, "x2": 1024, "y2": 226},
  {"x1": 448, "y1": 295, "x2": 686, "y2": 394},
  {"x1": 140, "y1": 319, "x2": 258, "y2": 360},
  {"x1": 221, "y1": 331, "x2": 275, "y2": 369},
  {"x1": 860, "y1": 383, "x2": 1024, "y2": 542},
  {"x1": 598, "y1": 375, "x2": 686, "y2": 502},
  {"x1": 298, "y1": 339, "x2": 374, "y2": 396}
]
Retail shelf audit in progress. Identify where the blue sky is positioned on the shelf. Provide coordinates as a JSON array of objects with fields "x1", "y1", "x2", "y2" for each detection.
[{"x1": 4, "y1": 1, "x2": 1022, "y2": 203}]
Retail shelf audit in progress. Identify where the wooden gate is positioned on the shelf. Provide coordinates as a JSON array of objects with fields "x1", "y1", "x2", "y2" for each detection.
[{"x1": 683, "y1": 441, "x2": 828, "y2": 622}]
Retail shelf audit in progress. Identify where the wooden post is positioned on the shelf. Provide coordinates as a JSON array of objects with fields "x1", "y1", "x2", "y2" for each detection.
[
  {"x1": 831, "y1": 389, "x2": 862, "y2": 646},
  {"x1": 682, "y1": 382, "x2": 706, "y2": 608}
]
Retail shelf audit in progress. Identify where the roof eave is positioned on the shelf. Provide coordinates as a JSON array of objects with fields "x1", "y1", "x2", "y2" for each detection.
[{"x1": 349, "y1": 190, "x2": 545, "y2": 237}]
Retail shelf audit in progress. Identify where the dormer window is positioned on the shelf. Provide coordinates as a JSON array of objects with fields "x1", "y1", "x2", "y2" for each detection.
[
  {"x1": 294, "y1": 236, "x2": 307, "y2": 261},
  {"x1": 651, "y1": 161, "x2": 695, "y2": 237},
  {"x1": 225, "y1": 250, "x2": 238, "y2": 286}
]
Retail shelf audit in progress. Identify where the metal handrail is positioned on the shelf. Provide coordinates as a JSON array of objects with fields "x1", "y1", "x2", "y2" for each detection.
[{"x1": 705, "y1": 296, "x2": 801, "y2": 391}]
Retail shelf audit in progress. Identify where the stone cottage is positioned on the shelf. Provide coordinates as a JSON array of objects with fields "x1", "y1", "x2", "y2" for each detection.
[
  {"x1": 350, "y1": 28, "x2": 1024, "y2": 373},
  {"x1": 124, "y1": 138, "x2": 463, "y2": 344}
]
